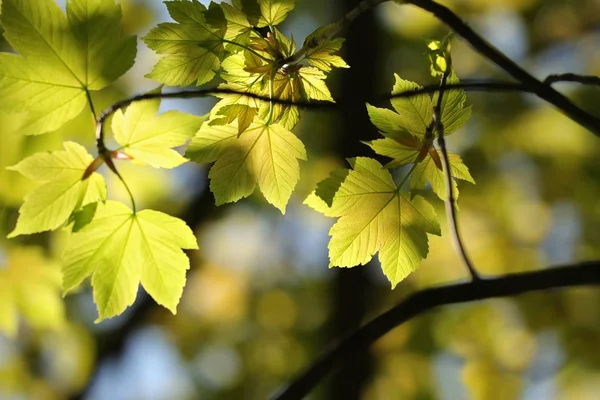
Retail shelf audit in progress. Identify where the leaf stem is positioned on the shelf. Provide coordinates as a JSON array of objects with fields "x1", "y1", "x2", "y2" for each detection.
[
  {"x1": 105, "y1": 158, "x2": 137, "y2": 213},
  {"x1": 222, "y1": 39, "x2": 272, "y2": 62},
  {"x1": 395, "y1": 160, "x2": 419, "y2": 192},
  {"x1": 271, "y1": 260, "x2": 600, "y2": 400},
  {"x1": 433, "y1": 51, "x2": 481, "y2": 281}
]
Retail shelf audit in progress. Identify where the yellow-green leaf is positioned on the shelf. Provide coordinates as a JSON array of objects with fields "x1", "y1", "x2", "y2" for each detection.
[
  {"x1": 62, "y1": 201, "x2": 198, "y2": 322},
  {"x1": 258, "y1": 0, "x2": 295, "y2": 27},
  {"x1": 7, "y1": 142, "x2": 107, "y2": 238},
  {"x1": 186, "y1": 122, "x2": 307, "y2": 213},
  {"x1": 112, "y1": 96, "x2": 205, "y2": 169},
  {"x1": 0, "y1": 0, "x2": 136, "y2": 134},
  {"x1": 305, "y1": 157, "x2": 440, "y2": 287},
  {"x1": 143, "y1": 0, "x2": 227, "y2": 87}
]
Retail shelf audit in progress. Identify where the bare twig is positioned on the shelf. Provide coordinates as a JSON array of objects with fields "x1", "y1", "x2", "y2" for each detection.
[
  {"x1": 405, "y1": 0, "x2": 600, "y2": 136},
  {"x1": 432, "y1": 56, "x2": 481, "y2": 281},
  {"x1": 545, "y1": 73, "x2": 600, "y2": 87},
  {"x1": 271, "y1": 260, "x2": 600, "y2": 400}
]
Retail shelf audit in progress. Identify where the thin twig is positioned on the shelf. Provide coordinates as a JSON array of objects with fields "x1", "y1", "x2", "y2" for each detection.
[
  {"x1": 271, "y1": 260, "x2": 600, "y2": 400},
  {"x1": 405, "y1": 0, "x2": 600, "y2": 136},
  {"x1": 544, "y1": 73, "x2": 600, "y2": 87},
  {"x1": 432, "y1": 57, "x2": 481, "y2": 281}
]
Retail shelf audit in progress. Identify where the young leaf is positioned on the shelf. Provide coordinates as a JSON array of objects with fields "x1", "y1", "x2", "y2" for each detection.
[
  {"x1": 390, "y1": 74, "x2": 433, "y2": 136},
  {"x1": 0, "y1": 247, "x2": 64, "y2": 338},
  {"x1": 62, "y1": 201, "x2": 198, "y2": 322},
  {"x1": 7, "y1": 142, "x2": 107, "y2": 238},
  {"x1": 143, "y1": 0, "x2": 240, "y2": 86},
  {"x1": 305, "y1": 157, "x2": 440, "y2": 287},
  {"x1": 301, "y1": 24, "x2": 349, "y2": 72},
  {"x1": 185, "y1": 122, "x2": 307, "y2": 213},
  {"x1": 112, "y1": 96, "x2": 205, "y2": 169},
  {"x1": 366, "y1": 72, "x2": 474, "y2": 200},
  {"x1": 258, "y1": 0, "x2": 295, "y2": 27},
  {"x1": 0, "y1": 0, "x2": 136, "y2": 135}
]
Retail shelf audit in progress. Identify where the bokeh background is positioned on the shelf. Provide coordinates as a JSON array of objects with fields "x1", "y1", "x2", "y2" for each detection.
[{"x1": 1, "y1": 0, "x2": 600, "y2": 399}]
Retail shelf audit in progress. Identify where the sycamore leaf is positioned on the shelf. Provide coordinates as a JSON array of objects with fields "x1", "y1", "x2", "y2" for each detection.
[
  {"x1": 62, "y1": 201, "x2": 198, "y2": 322},
  {"x1": 258, "y1": 0, "x2": 295, "y2": 27},
  {"x1": 0, "y1": 247, "x2": 64, "y2": 338},
  {"x1": 185, "y1": 122, "x2": 306, "y2": 213},
  {"x1": 143, "y1": 0, "x2": 233, "y2": 87},
  {"x1": 220, "y1": 2, "x2": 253, "y2": 46},
  {"x1": 112, "y1": 96, "x2": 205, "y2": 169},
  {"x1": 209, "y1": 104, "x2": 257, "y2": 135},
  {"x1": 0, "y1": 0, "x2": 136, "y2": 135},
  {"x1": 7, "y1": 142, "x2": 106, "y2": 238},
  {"x1": 298, "y1": 66, "x2": 334, "y2": 102},
  {"x1": 305, "y1": 157, "x2": 440, "y2": 287},
  {"x1": 434, "y1": 72, "x2": 472, "y2": 134},
  {"x1": 411, "y1": 150, "x2": 475, "y2": 200},
  {"x1": 302, "y1": 24, "x2": 349, "y2": 72},
  {"x1": 365, "y1": 136, "x2": 474, "y2": 200},
  {"x1": 390, "y1": 74, "x2": 433, "y2": 136}
]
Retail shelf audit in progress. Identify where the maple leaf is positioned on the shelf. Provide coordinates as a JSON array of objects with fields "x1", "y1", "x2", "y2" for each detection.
[
  {"x1": 7, "y1": 142, "x2": 107, "y2": 238},
  {"x1": 305, "y1": 157, "x2": 440, "y2": 287},
  {"x1": 257, "y1": 0, "x2": 295, "y2": 27},
  {"x1": 143, "y1": 1, "x2": 226, "y2": 87},
  {"x1": 185, "y1": 122, "x2": 307, "y2": 213},
  {"x1": 111, "y1": 95, "x2": 205, "y2": 169},
  {"x1": 301, "y1": 24, "x2": 349, "y2": 72},
  {"x1": 0, "y1": 247, "x2": 64, "y2": 337},
  {"x1": 0, "y1": 0, "x2": 136, "y2": 135},
  {"x1": 62, "y1": 201, "x2": 198, "y2": 321},
  {"x1": 365, "y1": 73, "x2": 474, "y2": 200}
]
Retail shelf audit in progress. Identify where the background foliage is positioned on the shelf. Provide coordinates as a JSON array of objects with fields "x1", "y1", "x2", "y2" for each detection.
[{"x1": 1, "y1": 0, "x2": 600, "y2": 399}]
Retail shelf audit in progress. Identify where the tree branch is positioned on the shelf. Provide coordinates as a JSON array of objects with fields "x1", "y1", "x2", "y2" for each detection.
[
  {"x1": 272, "y1": 260, "x2": 600, "y2": 400},
  {"x1": 404, "y1": 0, "x2": 600, "y2": 136},
  {"x1": 545, "y1": 73, "x2": 600, "y2": 87},
  {"x1": 432, "y1": 55, "x2": 481, "y2": 281}
]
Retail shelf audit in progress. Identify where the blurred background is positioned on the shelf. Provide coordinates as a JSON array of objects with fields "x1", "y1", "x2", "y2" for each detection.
[{"x1": 1, "y1": 0, "x2": 600, "y2": 399}]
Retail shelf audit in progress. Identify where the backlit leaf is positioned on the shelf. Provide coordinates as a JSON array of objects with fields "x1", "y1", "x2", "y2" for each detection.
[
  {"x1": 7, "y1": 142, "x2": 107, "y2": 238},
  {"x1": 186, "y1": 122, "x2": 307, "y2": 213},
  {"x1": 305, "y1": 157, "x2": 440, "y2": 287},
  {"x1": 0, "y1": 0, "x2": 136, "y2": 135},
  {"x1": 62, "y1": 201, "x2": 198, "y2": 321},
  {"x1": 112, "y1": 95, "x2": 205, "y2": 169}
]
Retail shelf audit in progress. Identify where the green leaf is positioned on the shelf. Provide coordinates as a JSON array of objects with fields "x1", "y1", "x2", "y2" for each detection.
[
  {"x1": 302, "y1": 24, "x2": 349, "y2": 72},
  {"x1": 365, "y1": 136, "x2": 474, "y2": 200},
  {"x1": 112, "y1": 95, "x2": 205, "y2": 169},
  {"x1": 366, "y1": 103, "x2": 412, "y2": 138},
  {"x1": 435, "y1": 72, "x2": 472, "y2": 134},
  {"x1": 0, "y1": 247, "x2": 64, "y2": 337},
  {"x1": 411, "y1": 151, "x2": 475, "y2": 200},
  {"x1": 258, "y1": 0, "x2": 295, "y2": 27},
  {"x1": 186, "y1": 122, "x2": 307, "y2": 213},
  {"x1": 70, "y1": 202, "x2": 98, "y2": 233},
  {"x1": 143, "y1": 0, "x2": 228, "y2": 86},
  {"x1": 390, "y1": 74, "x2": 432, "y2": 136},
  {"x1": 0, "y1": 0, "x2": 136, "y2": 134},
  {"x1": 209, "y1": 104, "x2": 257, "y2": 135},
  {"x1": 305, "y1": 157, "x2": 440, "y2": 287},
  {"x1": 7, "y1": 142, "x2": 107, "y2": 238},
  {"x1": 298, "y1": 66, "x2": 334, "y2": 102},
  {"x1": 219, "y1": 2, "x2": 253, "y2": 46},
  {"x1": 62, "y1": 201, "x2": 198, "y2": 322}
]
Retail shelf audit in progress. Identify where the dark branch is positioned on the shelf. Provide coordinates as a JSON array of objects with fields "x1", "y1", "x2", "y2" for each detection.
[
  {"x1": 272, "y1": 260, "x2": 600, "y2": 400},
  {"x1": 545, "y1": 73, "x2": 600, "y2": 87},
  {"x1": 432, "y1": 56, "x2": 480, "y2": 281},
  {"x1": 405, "y1": 0, "x2": 600, "y2": 137}
]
